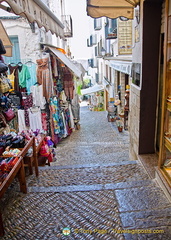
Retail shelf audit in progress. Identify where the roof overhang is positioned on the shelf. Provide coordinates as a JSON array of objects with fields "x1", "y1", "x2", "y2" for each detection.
[
  {"x1": 0, "y1": 20, "x2": 12, "y2": 56},
  {"x1": 81, "y1": 84, "x2": 104, "y2": 95},
  {"x1": 47, "y1": 46, "x2": 82, "y2": 78},
  {"x1": 109, "y1": 60, "x2": 132, "y2": 75},
  {"x1": 0, "y1": 0, "x2": 64, "y2": 38},
  {"x1": 87, "y1": 0, "x2": 140, "y2": 19}
]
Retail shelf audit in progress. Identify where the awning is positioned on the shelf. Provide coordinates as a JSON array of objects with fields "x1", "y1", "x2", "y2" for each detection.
[
  {"x1": 47, "y1": 47, "x2": 82, "y2": 78},
  {"x1": 0, "y1": 0, "x2": 64, "y2": 38},
  {"x1": 0, "y1": 20, "x2": 12, "y2": 56},
  {"x1": 109, "y1": 60, "x2": 132, "y2": 75},
  {"x1": 87, "y1": 0, "x2": 140, "y2": 19},
  {"x1": 81, "y1": 84, "x2": 104, "y2": 95}
]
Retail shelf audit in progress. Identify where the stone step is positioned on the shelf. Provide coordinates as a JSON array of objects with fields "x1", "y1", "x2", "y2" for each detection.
[
  {"x1": 44, "y1": 160, "x2": 138, "y2": 170},
  {"x1": 28, "y1": 179, "x2": 155, "y2": 193}
]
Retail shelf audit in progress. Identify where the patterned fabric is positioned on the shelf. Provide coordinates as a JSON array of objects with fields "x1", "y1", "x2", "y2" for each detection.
[
  {"x1": 36, "y1": 58, "x2": 54, "y2": 101},
  {"x1": 22, "y1": 93, "x2": 33, "y2": 127},
  {"x1": 41, "y1": 112, "x2": 48, "y2": 132},
  {"x1": 49, "y1": 97, "x2": 66, "y2": 137},
  {"x1": 63, "y1": 67, "x2": 74, "y2": 100}
]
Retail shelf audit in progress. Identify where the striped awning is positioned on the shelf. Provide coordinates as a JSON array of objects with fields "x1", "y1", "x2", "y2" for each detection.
[
  {"x1": 48, "y1": 47, "x2": 82, "y2": 78},
  {"x1": 0, "y1": 0, "x2": 64, "y2": 38},
  {"x1": 87, "y1": 0, "x2": 140, "y2": 19}
]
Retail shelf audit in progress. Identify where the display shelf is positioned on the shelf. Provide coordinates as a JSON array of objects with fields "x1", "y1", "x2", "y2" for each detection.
[
  {"x1": 24, "y1": 135, "x2": 50, "y2": 168},
  {"x1": 162, "y1": 167, "x2": 171, "y2": 182},
  {"x1": 164, "y1": 136, "x2": 171, "y2": 152},
  {"x1": 22, "y1": 136, "x2": 39, "y2": 177},
  {"x1": 0, "y1": 156, "x2": 26, "y2": 236},
  {"x1": 0, "y1": 137, "x2": 39, "y2": 236}
]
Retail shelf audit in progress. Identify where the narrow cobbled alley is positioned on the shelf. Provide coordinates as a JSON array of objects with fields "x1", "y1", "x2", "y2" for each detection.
[{"x1": 0, "y1": 104, "x2": 171, "y2": 240}]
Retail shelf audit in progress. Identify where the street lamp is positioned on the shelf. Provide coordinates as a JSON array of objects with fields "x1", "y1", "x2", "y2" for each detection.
[{"x1": 101, "y1": 47, "x2": 106, "y2": 57}]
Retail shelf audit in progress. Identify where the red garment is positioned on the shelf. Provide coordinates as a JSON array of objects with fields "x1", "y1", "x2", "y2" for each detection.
[
  {"x1": 63, "y1": 68, "x2": 74, "y2": 100},
  {"x1": 41, "y1": 112, "x2": 47, "y2": 131},
  {"x1": 36, "y1": 58, "x2": 54, "y2": 101}
]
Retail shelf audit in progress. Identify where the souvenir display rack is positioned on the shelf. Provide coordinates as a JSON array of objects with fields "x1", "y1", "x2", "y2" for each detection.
[{"x1": 158, "y1": 5, "x2": 171, "y2": 194}]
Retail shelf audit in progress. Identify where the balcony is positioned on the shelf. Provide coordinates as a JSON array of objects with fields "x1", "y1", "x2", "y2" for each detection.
[
  {"x1": 87, "y1": 34, "x2": 97, "y2": 47},
  {"x1": 61, "y1": 15, "x2": 73, "y2": 38},
  {"x1": 88, "y1": 58, "x2": 97, "y2": 68},
  {"x1": 94, "y1": 18, "x2": 102, "y2": 30}
]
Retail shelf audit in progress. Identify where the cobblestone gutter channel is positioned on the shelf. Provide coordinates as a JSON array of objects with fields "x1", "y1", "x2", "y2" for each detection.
[{"x1": 0, "y1": 106, "x2": 171, "y2": 239}]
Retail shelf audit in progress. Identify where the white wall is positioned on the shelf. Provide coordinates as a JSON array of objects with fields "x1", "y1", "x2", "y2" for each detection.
[{"x1": 0, "y1": 0, "x2": 66, "y2": 62}]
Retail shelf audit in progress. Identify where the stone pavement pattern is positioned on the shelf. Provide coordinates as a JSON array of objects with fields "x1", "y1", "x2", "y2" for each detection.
[{"x1": 0, "y1": 105, "x2": 171, "y2": 240}]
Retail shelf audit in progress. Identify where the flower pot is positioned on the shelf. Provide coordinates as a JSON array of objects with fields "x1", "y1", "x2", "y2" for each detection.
[{"x1": 118, "y1": 126, "x2": 123, "y2": 132}]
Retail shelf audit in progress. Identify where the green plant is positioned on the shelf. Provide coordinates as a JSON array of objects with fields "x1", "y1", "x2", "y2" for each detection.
[{"x1": 116, "y1": 120, "x2": 123, "y2": 127}]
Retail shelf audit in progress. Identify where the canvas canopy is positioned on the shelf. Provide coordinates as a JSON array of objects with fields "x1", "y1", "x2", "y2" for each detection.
[
  {"x1": 87, "y1": 0, "x2": 140, "y2": 19},
  {"x1": 0, "y1": 0, "x2": 64, "y2": 38},
  {"x1": 48, "y1": 47, "x2": 82, "y2": 78},
  {"x1": 81, "y1": 84, "x2": 104, "y2": 95}
]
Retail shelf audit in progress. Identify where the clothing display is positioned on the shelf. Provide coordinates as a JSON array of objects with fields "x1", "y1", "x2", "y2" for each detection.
[
  {"x1": 18, "y1": 109, "x2": 27, "y2": 132},
  {"x1": 28, "y1": 107, "x2": 43, "y2": 132},
  {"x1": 22, "y1": 93, "x2": 33, "y2": 127},
  {"x1": 63, "y1": 67, "x2": 74, "y2": 100},
  {"x1": 8, "y1": 64, "x2": 19, "y2": 91},
  {"x1": 0, "y1": 50, "x2": 81, "y2": 145},
  {"x1": 18, "y1": 64, "x2": 31, "y2": 89},
  {"x1": 71, "y1": 93, "x2": 80, "y2": 120},
  {"x1": 30, "y1": 84, "x2": 46, "y2": 109},
  {"x1": 25, "y1": 61, "x2": 37, "y2": 94},
  {"x1": 36, "y1": 57, "x2": 54, "y2": 101},
  {"x1": 68, "y1": 104, "x2": 75, "y2": 129}
]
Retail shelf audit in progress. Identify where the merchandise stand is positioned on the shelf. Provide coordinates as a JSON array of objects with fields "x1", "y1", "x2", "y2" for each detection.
[
  {"x1": 24, "y1": 135, "x2": 48, "y2": 170},
  {"x1": 20, "y1": 136, "x2": 39, "y2": 177},
  {"x1": 0, "y1": 136, "x2": 38, "y2": 236},
  {"x1": 158, "y1": 0, "x2": 171, "y2": 195},
  {"x1": 0, "y1": 156, "x2": 26, "y2": 236}
]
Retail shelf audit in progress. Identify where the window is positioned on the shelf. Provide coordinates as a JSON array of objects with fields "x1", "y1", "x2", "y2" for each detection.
[
  {"x1": 131, "y1": 63, "x2": 141, "y2": 87},
  {"x1": 3, "y1": 36, "x2": 21, "y2": 64},
  {"x1": 94, "y1": 18, "x2": 102, "y2": 30}
]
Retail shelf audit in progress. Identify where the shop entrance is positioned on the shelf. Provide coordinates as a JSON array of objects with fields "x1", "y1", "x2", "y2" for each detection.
[{"x1": 156, "y1": 33, "x2": 164, "y2": 152}]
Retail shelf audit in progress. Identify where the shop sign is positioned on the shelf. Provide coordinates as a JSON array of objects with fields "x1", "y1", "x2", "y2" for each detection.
[
  {"x1": 110, "y1": 61, "x2": 132, "y2": 75},
  {"x1": 118, "y1": 19, "x2": 132, "y2": 55}
]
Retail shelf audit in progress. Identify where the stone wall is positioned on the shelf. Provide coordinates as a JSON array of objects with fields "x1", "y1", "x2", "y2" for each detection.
[{"x1": 129, "y1": 84, "x2": 140, "y2": 160}]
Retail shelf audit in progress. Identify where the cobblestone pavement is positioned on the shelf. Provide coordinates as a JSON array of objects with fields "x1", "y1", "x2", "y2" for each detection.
[{"x1": 0, "y1": 105, "x2": 171, "y2": 240}]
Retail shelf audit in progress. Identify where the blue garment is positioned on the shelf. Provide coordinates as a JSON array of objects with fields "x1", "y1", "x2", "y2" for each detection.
[{"x1": 25, "y1": 62, "x2": 37, "y2": 94}]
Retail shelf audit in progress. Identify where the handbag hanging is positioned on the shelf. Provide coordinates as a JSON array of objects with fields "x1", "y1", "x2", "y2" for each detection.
[
  {"x1": 0, "y1": 75, "x2": 11, "y2": 93},
  {"x1": 0, "y1": 39, "x2": 6, "y2": 55},
  {"x1": 0, "y1": 61, "x2": 8, "y2": 74},
  {"x1": 3, "y1": 108, "x2": 16, "y2": 122}
]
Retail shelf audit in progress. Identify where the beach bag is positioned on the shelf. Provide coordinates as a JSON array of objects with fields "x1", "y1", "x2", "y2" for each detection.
[
  {"x1": 3, "y1": 108, "x2": 16, "y2": 122},
  {"x1": 0, "y1": 75, "x2": 11, "y2": 93}
]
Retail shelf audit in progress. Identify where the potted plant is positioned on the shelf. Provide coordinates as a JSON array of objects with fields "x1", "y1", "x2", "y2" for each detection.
[{"x1": 116, "y1": 120, "x2": 123, "y2": 132}]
